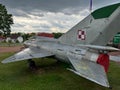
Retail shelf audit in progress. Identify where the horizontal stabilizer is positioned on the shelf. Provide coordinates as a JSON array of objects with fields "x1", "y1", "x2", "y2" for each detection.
[
  {"x1": 77, "y1": 45, "x2": 120, "y2": 51},
  {"x1": 67, "y1": 53, "x2": 110, "y2": 87},
  {"x1": 110, "y1": 55, "x2": 120, "y2": 62},
  {"x1": 2, "y1": 47, "x2": 54, "y2": 63}
]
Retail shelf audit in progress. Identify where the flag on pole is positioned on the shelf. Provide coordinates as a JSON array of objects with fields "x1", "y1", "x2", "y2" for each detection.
[{"x1": 90, "y1": 0, "x2": 92, "y2": 12}]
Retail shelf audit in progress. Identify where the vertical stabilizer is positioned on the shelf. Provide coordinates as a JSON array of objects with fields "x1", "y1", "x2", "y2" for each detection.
[{"x1": 59, "y1": 3, "x2": 120, "y2": 46}]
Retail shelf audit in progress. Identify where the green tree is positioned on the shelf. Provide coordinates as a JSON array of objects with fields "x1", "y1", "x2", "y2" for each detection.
[
  {"x1": 52, "y1": 32, "x2": 63, "y2": 39},
  {"x1": 0, "y1": 4, "x2": 13, "y2": 36}
]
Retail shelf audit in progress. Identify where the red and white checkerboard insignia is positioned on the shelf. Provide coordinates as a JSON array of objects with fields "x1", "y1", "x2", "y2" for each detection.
[{"x1": 77, "y1": 30, "x2": 86, "y2": 40}]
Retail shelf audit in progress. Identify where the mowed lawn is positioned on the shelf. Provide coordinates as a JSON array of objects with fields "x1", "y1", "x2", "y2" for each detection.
[{"x1": 0, "y1": 53, "x2": 120, "y2": 90}]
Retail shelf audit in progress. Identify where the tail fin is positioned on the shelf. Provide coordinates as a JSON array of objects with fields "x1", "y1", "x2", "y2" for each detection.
[{"x1": 59, "y1": 3, "x2": 120, "y2": 46}]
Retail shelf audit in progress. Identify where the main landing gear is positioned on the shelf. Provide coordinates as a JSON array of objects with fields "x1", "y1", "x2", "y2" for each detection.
[{"x1": 28, "y1": 59, "x2": 37, "y2": 70}]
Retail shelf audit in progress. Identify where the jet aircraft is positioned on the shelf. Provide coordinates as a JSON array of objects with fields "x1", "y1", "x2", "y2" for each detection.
[{"x1": 2, "y1": 3, "x2": 120, "y2": 88}]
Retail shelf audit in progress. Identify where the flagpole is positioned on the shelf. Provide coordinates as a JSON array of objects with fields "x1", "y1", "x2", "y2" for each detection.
[{"x1": 89, "y1": 0, "x2": 92, "y2": 13}]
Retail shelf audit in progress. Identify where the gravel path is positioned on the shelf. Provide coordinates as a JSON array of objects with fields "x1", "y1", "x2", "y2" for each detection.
[{"x1": 0, "y1": 46, "x2": 23, "y2": 53}]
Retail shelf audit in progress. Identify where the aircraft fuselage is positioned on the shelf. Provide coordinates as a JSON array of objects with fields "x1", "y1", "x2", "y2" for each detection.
[{"x1": 25, "y1": 40, "x2": 98, "y2": 63}]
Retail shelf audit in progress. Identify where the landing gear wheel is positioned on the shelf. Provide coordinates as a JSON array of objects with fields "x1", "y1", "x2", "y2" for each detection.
[
  {"x1": 56, "y1": 60, "x2": 60, "y2": 64},
  {"x1": 109, "y1": 86, "x2": 112, "y2": 89},
  {"x1": 28, "y1": 59, "x2": 37, "y2": 70}
]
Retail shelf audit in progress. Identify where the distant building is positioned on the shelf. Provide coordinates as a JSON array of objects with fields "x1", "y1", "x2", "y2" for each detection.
[
  {"x1": 0, "y1": 36, "x2": 5, "y2": 42},
  {"x1": 10, "y1": 34, "x2": 20, "y2": 43},
  {"x1": 6, "y1": 34, "x2": 23, "y2": 43},
  {"x1": 37, "y1": 33, "x2": 54, "y2": 38}
]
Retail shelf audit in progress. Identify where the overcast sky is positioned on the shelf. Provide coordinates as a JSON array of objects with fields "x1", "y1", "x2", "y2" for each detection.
[{"x1": 0, "y1": 0, "x2": 119, "y2": 33}]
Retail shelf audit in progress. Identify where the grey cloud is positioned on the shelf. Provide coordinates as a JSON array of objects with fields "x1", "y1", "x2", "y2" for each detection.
[
  {"x1": 0, "y1": 0, "x2": 119, "y2": 16},
  {"x1": 32, "y1": 24, "x2": 50, "y2": 29},
  {"x1": 10, "y1": 9, "x2": 29, "y2": 17},
  {"x1": 30, "y1": 13, "x2": 44, "y2": 17},
  {"x1": 51, "y1": 21, "x2": 66, "y2": 29},
  {"x1": 1, "y1": 0, "x2": 87, "y2": 12},
  {"x1": 13, "y1": 23, "x2": 25, "y2": 27}
]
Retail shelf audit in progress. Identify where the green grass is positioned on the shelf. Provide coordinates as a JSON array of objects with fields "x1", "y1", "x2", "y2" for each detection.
[{"x1": 0, "y1": 53, "x2": 120, "y2": 90}]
